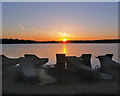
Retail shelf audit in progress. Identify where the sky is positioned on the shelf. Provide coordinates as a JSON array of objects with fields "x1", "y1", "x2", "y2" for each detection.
[
  {"x1": 2, "y1": 2, "x2": 118, "y2": 41},
  {"x1": 1, "y1": 0, "x2": 120, "y2": 2}
]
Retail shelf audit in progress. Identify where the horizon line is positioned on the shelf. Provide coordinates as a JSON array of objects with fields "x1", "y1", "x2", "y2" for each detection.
[{"x1": 1, "y1": 38, "x2": 120, "y2": 42}]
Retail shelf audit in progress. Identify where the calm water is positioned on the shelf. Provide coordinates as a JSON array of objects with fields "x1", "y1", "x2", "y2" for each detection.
[{"x1": 2, "y1": 43, "x2": 120, "y2": 68}]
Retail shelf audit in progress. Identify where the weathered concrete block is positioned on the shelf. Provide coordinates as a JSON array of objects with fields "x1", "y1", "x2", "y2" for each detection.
[
  {"x1": 105, "y1": 54, "x2": 113, "y2": 59},
  {"x1": 96, "y1": 55, "x2": 120, "y2": 78},
  {"x1": 19, "y1": 57, "x2": 40, "y2": 84},
  {"x1": 56, "y1": 54, "x2": 66, "y2": 69},
  {"x1": 24, "y1": 54, "x2": 48, "y2": 68},
  {"x1": 66, "y1": 56, "x2": 102, "y2": 80},
  {"x1": 1, "y1": 55, "x2": 19, "y2": 66},
  {"x1": 79, "y1": 54, "x2": 92, "y2": 67}
]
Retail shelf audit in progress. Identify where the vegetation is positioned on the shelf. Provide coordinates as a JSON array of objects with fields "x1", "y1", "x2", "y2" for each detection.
[{"x1": 1, "y1": 38, "x2": 120, "y2": 44}]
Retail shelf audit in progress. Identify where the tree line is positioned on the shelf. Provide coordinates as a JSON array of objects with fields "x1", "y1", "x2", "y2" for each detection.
[{"x1": 1, "y1": 38, "x2": 120, "y2": 44}]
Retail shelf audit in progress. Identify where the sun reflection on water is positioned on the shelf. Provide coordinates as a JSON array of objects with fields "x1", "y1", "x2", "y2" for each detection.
[
  {"x1": 63, "y1": 44, "x2": 66, "y2": 54},
  {"x1": 63, "y1": 44, "x2": 67, "y2": 69}
]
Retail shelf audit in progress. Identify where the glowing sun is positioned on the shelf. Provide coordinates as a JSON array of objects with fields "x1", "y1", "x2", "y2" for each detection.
[{"x1": 62, "y1": 39, "x2": 67, "y2": 42}]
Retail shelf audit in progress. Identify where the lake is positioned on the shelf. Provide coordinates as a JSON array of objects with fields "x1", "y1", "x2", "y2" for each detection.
[{"x1": 2, "y1": 43, "x2": 120, "y2": 68}]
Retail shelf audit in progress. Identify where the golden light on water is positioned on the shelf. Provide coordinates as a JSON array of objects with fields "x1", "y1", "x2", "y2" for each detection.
[{"x1": 63, "y1": 44, "x2": 66, "y2": 53}]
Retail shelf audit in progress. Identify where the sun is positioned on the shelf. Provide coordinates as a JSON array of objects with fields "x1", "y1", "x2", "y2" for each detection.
[{"x1": 62, "y1": 39, "x2": 67, "y2": 42}]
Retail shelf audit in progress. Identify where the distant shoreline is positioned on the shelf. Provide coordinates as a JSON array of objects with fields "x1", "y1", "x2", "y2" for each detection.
[
  {"x1": 1, "y1": 38, "x2": 120, "y2": 44},
  {"x1": 1, "y1": 42, "x2": 120, "y2": 44}
]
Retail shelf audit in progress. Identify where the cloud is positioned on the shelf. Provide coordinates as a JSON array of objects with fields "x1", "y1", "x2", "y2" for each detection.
[
  {"x1": 18, "y1": 22, "x2": 26, "y2": 30},
  {"x1": 58, "y1": 32, "x2": 68, "y2": 37}
]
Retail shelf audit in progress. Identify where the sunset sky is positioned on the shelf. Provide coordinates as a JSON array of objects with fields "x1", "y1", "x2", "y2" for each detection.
[{"x1": 2, "y1": 2, "x2": 118, "y2": 41}]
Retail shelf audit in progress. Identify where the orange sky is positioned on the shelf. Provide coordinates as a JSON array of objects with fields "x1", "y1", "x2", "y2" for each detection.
[{"x1": 2, "y1": 2, "x2": 118, "y2": 41}]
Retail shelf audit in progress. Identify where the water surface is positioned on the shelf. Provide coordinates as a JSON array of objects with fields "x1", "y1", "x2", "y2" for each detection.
[{"x1": 2, "y1": 43, "x2": 119, "y2": 68}]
